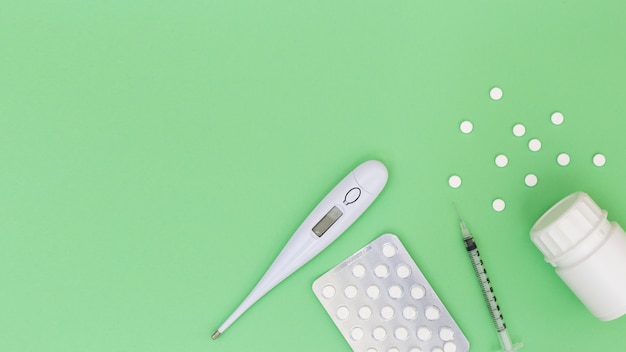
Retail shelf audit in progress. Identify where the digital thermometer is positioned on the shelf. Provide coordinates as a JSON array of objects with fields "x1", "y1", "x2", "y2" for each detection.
[{"x1": 212, "y1": 160, "x2": 388, "y2": 339}]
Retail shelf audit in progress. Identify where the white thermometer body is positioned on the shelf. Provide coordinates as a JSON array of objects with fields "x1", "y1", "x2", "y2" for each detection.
[{"x1": 212, "y1": 160, "x2": 388, "y2": 339}]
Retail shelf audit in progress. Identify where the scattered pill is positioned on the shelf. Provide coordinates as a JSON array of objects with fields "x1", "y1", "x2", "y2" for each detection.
[
  {"x1": 495, "y1": 154, "x2": 508, "y2": 168},
  {"x1": 524, "y1": 174, "x2": 538, "y2": 187},
  {"x1": 557, "y1": 153, "x2": 570, "y2": 166},
  {"x1": 448, "y1": 175, "x2": 462, "y2": 189},
  {"x1": 490, "y1": 87, "x2": 503, "y2": 100},
  {"x1": 593, "y1": 153, "x2": 606, "y2": 167},
  {"x1": 513, "y1": 123, "x2": 526, "y2": 137},
  {"x1": 551, "y1": 112, "x2": 564, "y2": 125},
  {"x1": 460, "y1": 120, "x2": 474, "y2": 134},
  {"x1": 492, "y1": 199, "x2": 506, "y2": 212},
  {"x1": 528, "y1": 138, "x2": 542, "y2": 152}
]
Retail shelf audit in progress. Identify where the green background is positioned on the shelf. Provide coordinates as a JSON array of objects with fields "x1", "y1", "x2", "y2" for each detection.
[{"x1": 1, "y1": 1, "x2": 625, "y2": 351}]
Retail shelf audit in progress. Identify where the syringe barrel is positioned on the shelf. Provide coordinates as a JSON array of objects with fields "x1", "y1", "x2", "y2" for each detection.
[
  {"x1": 466, "y1": 244, "x2": 507, "y2": 332},
  {"x1": 497, "y1": 330, "x2": 523, "y2": 352}
]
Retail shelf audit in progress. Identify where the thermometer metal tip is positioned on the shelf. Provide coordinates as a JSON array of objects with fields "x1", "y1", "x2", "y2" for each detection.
[{"x1": 211, "y1": 330, "x2": 221, "y2": 340}]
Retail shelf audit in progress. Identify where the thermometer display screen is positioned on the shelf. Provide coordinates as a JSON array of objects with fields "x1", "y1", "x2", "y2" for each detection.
[{"x1": 312, "y1": 206, "x2": 343, "y2": 237}]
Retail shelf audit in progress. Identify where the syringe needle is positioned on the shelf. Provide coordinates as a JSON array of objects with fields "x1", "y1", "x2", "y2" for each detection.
[
  {"x1": 211, "y1": 331, "x2": 221, "y2": 340},
  {"x1": 453, "y1": 203, "x2": 472, "y2": 239},
  {"x1": 453, "y1": 202, "x2": 463, "y2": 221}
]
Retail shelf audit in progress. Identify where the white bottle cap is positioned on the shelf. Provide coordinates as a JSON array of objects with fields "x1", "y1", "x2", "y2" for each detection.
[
  {"x1": 531, "y1": 192, "x2": 609, "y2": 267},
  {"x1": 531, "y1": 192, "x2": 626, "y2": 321}
]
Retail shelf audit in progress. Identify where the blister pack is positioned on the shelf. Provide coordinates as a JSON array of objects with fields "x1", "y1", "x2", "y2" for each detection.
[{"x1": 313, "y1": 234, "x2": 469, "y2": 352}]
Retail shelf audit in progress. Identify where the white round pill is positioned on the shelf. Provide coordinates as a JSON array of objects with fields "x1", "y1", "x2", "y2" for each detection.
[
  {"x1": 396, "y1": 264, "x2": 411, "y2": 279},
  {"x1": 366, "y1": 285, "x2": 380, "y2": 299},
  {"x1": 382, "y1": 243, "x2": 397, "y2": 257},
  {"x1": 321, "y1": 285, "x2": 336, "y2": 299},
  {"x1": 366, "y1": 349, "x2": 378, "y2": 352},
  {"x1": 551, "y1": 112, "x2": 564, "y2": 125},
  {"x1": 337, "y1": 306, "x2": 350, "y2": 320},
  {"x1": 439, "y1": 327, "x2": 455, "y2": 341},
  {"x1": 593, "y1": 153, "x2": 606, "y2": 167},
  {"x1": 495, "y1": 154, "x2": 508, "y2": 167},
  {"x1": 492, "y1": 198, "x2": 506, "y2": 212},
  {"x1": 512, "y1": 123, "x2": 526, "y2": 137},
  {"x1": 352, "y1": 264, "x2": 366, "y2": 278},
  {"x1": 373, "y1": 326, "x2": 387, "y2": 341},
  {"x1": 490, "y1": 87, "x2": 503, "y2": 100},
  {"x1": 395, "y1": 327, "x2": 409, "y2": 341},
  {"x1": 358, "y1": 306, "x2": 372, "y2": 320},
  {"x1": 529, "y1": 138, "x2": 542, "y2": 152},
  {"x1": 402, "y1": 305, "x2": 418, "y2": 320},
  {"x1": 374, "y1": 264, "x2": 389, "y2": 278},
  {"x1": 381, "y1": 306, "x2": 395, "y2": 320},
  {"x1": 432, "y1": 348, "x2": 444, "y2": 352},
  {"x1": 388, "y1": 348, "x2": 400, "y2": 352},
  {"x1": 444, "y1": 342, "x2": 457, "y2": 352},
  {"x1": 344, "y1": 285, "x2": 358, "y2": 299},
  {"x1": 557, "y1": 153, "x2": 570, "y2": 166},
  {"x1": 417, "y1": 327, "x2": 432, "y2": 341},
  {"x1": 460, "y1": 120, "x2": 473, "y2": 134},
  {"x1": 448, "y1": 175, "x2": 462, "y2": 189},
  {"x1": 425, "y1": 305, "x2": 440, "y2": 320},
  {"x1": 388, "y1": 285, "x2": 404, "y2": 299},
  {"x1": 411, "y1": 285, "x2": 426, "y2": 299},
  {"x1": 524, "y1": 173, "x2": 538, "y2": 187},
  {"x1": 351, "y1": 326, "x2": 364, "y2": 341}
]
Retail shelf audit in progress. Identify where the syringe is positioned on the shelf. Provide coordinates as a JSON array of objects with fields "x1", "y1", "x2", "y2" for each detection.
[{"x1": 455, "y1": 207, "x2": 523, "y2": 352}]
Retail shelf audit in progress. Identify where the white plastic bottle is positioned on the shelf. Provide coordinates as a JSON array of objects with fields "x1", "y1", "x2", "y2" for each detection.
[{"x1": 530, "y1": 192, "x2": 626, "y2": 321}]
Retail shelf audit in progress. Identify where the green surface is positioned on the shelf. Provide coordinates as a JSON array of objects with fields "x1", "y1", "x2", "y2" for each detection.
[{"x1": 1, "y1": 1, "x2": 626, "y2": 351}]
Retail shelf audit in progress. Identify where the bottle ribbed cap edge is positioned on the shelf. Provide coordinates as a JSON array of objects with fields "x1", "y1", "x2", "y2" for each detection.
[{"x1": 530, "y1": 192, "x2": 607, "y2": 264}]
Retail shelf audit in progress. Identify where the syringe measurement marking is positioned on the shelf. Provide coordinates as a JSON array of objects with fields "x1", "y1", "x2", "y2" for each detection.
[
  {"x1": 465, "y1": 242, "x2": 507, "y2": 333},
  {"x1": 456, "y1": 209, "x2": 523, "y2": 352}
]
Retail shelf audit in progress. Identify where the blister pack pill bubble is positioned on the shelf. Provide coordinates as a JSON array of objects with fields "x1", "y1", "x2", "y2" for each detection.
[{"x1": 313, "y1": 234, "x2": 470, "y2": 352}]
